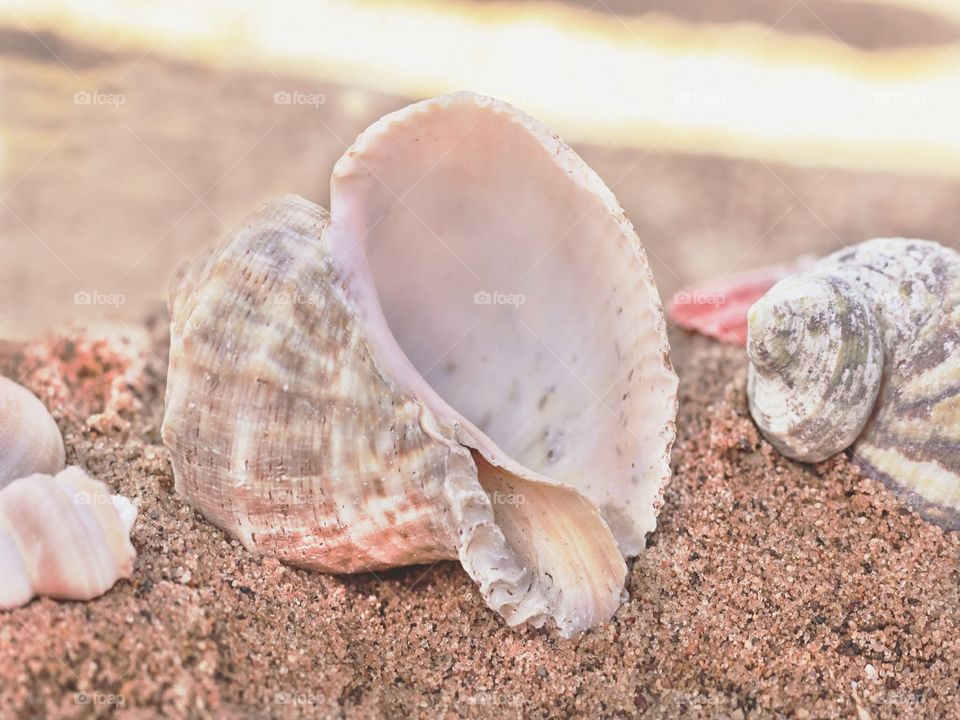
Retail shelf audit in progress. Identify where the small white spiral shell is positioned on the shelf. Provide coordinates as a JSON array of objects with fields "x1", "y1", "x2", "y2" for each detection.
[
  {"x1": 0, "y1": 466, "x2": 137, "y2": 610},
  {"x1": 0, "y1": 376, "x2": 65, "y2": 488}
]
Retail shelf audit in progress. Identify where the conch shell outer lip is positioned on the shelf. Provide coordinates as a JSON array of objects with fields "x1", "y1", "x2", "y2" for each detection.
[{"x1": 163, "y1": 92, "x2": 678, "y2": 636}]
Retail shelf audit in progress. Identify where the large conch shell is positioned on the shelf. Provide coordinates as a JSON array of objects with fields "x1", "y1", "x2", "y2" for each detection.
[
  {"x1": 0, "y1": 466, "x2": 137, "y2": 610},
  {"x1": 162, "y1": 92, "x2": 678, "y2": 636},
  {"x1": 0, "y1": 376, "x2": 65, "y2": 488},
  {"x1": 747, "y1": 238, "x2": 960, "y2": 528}
]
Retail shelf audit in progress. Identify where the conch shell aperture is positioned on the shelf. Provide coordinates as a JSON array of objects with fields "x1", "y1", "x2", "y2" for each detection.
[
  {"x1": 747, "y1": 238, "x2": 960, "y2": 528},
  {"x1": 162, "y1": 92, "x2": 678, "y2": 636}
]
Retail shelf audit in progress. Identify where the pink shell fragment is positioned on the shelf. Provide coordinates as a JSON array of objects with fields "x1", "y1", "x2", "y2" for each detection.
[{"x1": 668, "y1": 258, "x2": 815, "y2": 345}]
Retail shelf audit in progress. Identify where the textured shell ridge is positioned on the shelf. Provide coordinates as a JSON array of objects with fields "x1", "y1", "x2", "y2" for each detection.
[{"x1": 164, "y1": 197, "x2": 460, "y2": 571}]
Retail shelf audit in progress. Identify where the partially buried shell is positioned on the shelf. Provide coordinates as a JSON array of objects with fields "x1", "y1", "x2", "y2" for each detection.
[
  {"x1": 162, "y1": 92, "x2": 678, "y2": 636},
  {"x1": 0, "y1": 376, "x2": 66, "y2": 488},
  {"x1": 747, "y1": 238, "x2": 960, "y2": 528},
  {"x1": 0, "y1": 466, "x2": 137, "y2": 610}
]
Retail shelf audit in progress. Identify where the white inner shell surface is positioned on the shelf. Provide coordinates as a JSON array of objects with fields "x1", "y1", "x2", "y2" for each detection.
[{"x1": 328, "y1": 92, "x2": 677, "y2": 558}]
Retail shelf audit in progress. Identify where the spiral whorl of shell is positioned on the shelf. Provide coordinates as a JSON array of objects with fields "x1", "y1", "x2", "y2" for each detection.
[
  {"x1": 163, "y1": 92, "x2": 679, "y2": 636},
  {"x1": 0, "y1": 466, "x2": 137, "y2": 610},
  {"x1": 747, "y1": 272, "x2": 883, "y2": 462},
  {"x1": 0, "y1": 376, "x2": 65, "y2": 488},
  {"x1": 747, "y1": 238, "x2": 960, "y2": 528}
]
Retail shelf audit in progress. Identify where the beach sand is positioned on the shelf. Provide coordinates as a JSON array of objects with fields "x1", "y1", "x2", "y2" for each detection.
[{"x1": 1, "y1": 320, "x2": 958, "y2": 719}]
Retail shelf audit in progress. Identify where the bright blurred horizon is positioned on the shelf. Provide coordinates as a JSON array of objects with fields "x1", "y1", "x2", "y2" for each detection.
[{"x1": 4, "y1": 0, "x2": 960, "y2": 177}]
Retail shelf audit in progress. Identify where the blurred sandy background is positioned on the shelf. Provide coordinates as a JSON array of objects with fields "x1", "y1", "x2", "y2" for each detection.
[{"x1": 2, "y1": 0, "x2": 960, "y2": 341}]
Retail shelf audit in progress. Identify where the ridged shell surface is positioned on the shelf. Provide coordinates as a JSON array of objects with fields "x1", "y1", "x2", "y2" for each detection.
[{"x1": 747, "y1": 238, "x2": 960, "y2": 527}]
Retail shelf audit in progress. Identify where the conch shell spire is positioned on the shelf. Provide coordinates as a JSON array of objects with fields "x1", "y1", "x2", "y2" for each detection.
[{"x1": 747, "y1": 272, "x2": 883, "y2": 462}]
